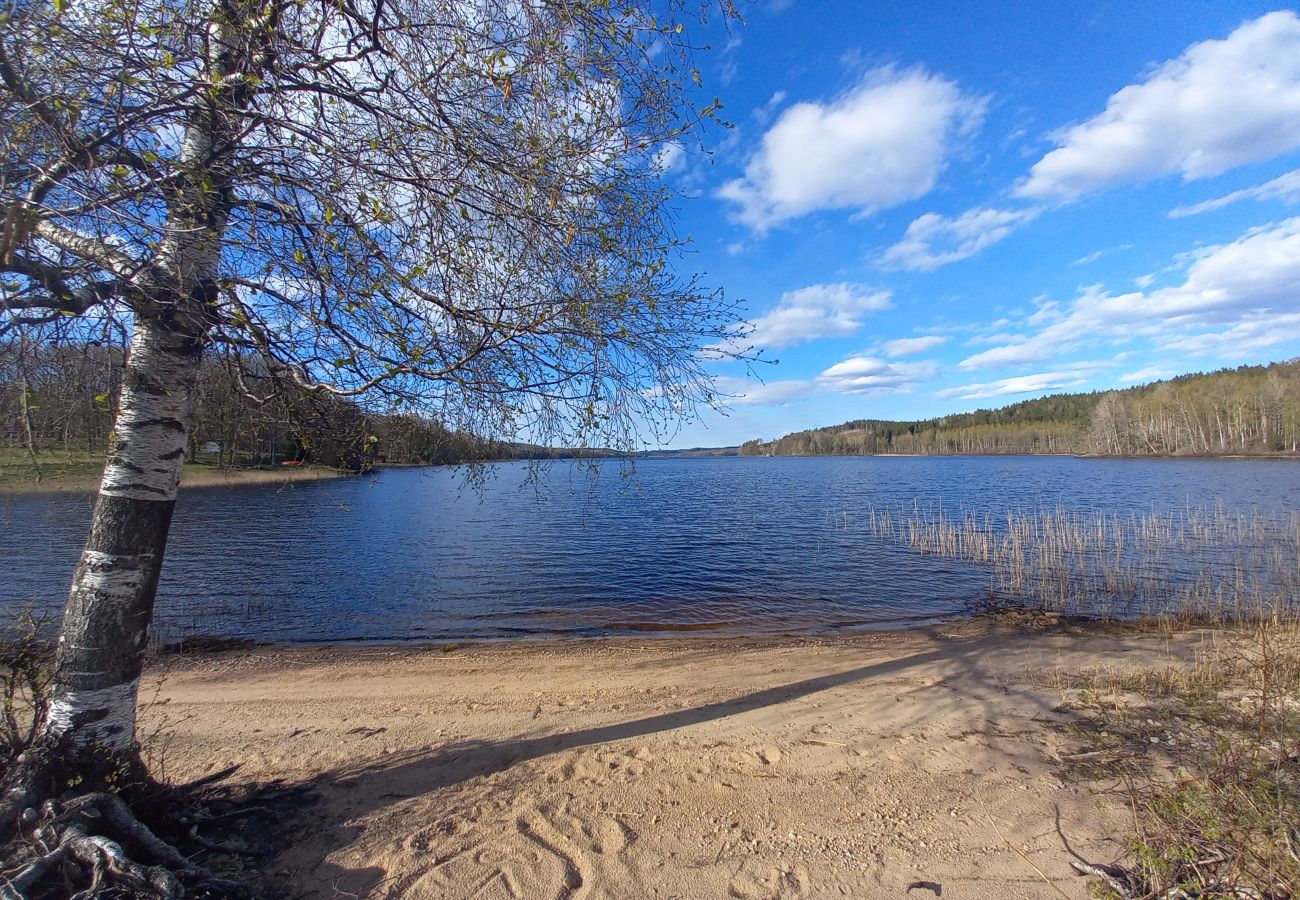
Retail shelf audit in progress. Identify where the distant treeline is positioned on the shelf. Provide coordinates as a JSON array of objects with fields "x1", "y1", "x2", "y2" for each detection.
[
  {"x1": 0, "y1": 342, "x2": 566, "y2": 469},
  {"x1": 738, "y1": 360, "x2": 1300, "y2": 458}
]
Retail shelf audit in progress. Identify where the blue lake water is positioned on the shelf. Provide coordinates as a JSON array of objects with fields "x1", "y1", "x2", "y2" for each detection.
[{"x1": 2, "y1": 456, "x2": 1297, "y2": 643}]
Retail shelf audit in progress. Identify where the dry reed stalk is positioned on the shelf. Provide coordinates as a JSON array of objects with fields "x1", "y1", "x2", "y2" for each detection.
[{"x1": 864, "y1": 501, "x2": 1299, "y2": 624}]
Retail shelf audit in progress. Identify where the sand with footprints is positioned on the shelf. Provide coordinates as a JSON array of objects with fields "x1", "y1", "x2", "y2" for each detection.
[{"x1": 143, "y1": 618, "x2": 1193, "y2": 898}]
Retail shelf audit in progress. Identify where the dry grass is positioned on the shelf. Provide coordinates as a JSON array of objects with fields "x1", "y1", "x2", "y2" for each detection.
[
  {"x1": 1046, "y1": 624, "x2": 1300, "y2": 899},
  {"x1": 0, "y1": 448, "x2": 346, "y2": 494},
  {"x1": 870, "y1": 501, "x2": 1300, "y2": 895},
  {"x1": 0, "y1": 612, "x2": 52, "y2": 771},
  {"x1": 868, "y1": 502, "x2": 1300, "y2": 623}
]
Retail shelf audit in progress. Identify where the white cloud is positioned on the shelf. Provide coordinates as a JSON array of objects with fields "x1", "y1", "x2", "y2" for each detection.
[
  {"x1": 879, "y1": 207, "x2": 1037, "y2": 271},
  {"x1": 959, "y1": 340, "x2": 1047, "y2": 369},
  {"x1": 718, "y1": 67, "x2": 985, "y2": 231},
  {"x1": 1159, "y1": 312, "x2": 1300, "y2": 355},
  {"x1": 958, "y1": 217, "x2": 1300, "y2": 370},
  {"x1": 1026, "y1": 298, "x2": 1064, "y2": 325},
  {"x1": 1071, "y1": 244, "x2": 1132, "y2": 266},
  {"x1": 816, "y1": 357, "x2": 938, "y2": 395},
  {"x1": 1018, "y1": 11, "x2": 1300, "y2": 201},
  {"x1": 1119, "y1": 365, "x2": 1178, "y2": 384},
  {"x1": 882, "y1": 335, "x2": 949, "y2": 357},
  {"x1": 743, "y1": 282, "x2": 893, "y2": 349},
  {"x1": 717, "y1": 35, "x2": 743, "y2": 87},
  {"x1": 937, "y1": 363, "x2": 1109, "y2": 400},
  {"x1": 653, "y1": 141, "x2": 685, "y2": 173},
  {"x1": 1170, "y1": 168, "x2": 1300, "y2": 217},
  {"x1": 753, "y1": 90, "x2": 788, "y2": 126},
  {"x1": 711, "y1": 376, "x2": 813, "y2": 407}
]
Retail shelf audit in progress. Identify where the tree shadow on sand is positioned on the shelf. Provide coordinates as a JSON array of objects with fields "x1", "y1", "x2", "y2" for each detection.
[{"x1": 272, "y1": 624, "x2": 1073, "y2": 897}]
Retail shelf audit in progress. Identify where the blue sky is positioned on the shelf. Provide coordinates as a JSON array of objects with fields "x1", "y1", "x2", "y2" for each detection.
[{"x1": 658, "y1": 2, "x2": 1300, "y2": 448}]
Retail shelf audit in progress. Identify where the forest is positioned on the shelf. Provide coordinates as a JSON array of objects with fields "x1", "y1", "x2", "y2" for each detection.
[
  {"x1": 738, "y1": 360, "x2": 1300, "y2": 458},
  {"x1": 0, "y1": 342, "x2": 527, "y2": 471}
]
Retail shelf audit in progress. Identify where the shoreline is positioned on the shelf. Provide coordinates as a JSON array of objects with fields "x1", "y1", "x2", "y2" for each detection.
[
  {"x1": 142, "y1": 611, "x2": 1177, "y2": 675},
  {"x1": 0, "y1": 463, "x2": 354, "y2": 496},
  {"x1": 142, "y1": 616, "x2": 1207, "y2": 898},
  {"x1": 141, "y1": 612, "x2": 1074, "y2": 672},
  {"x1": 738, "y1": 450, "x2": 1300, "y2": 461},
  {"x1": 151, "y1": 610, "x2": 979, "y2": 655}
]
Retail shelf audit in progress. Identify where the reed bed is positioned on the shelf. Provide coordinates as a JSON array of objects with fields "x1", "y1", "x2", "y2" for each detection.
[{"x1": 866, "y1": 501, "x2": 1300, "y2": 623}]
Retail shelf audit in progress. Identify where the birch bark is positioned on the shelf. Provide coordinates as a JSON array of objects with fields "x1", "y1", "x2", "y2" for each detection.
[
  {"x1": 42, "y1": 14, "x2": 235, "y2": 751},
  {"x1": 45, "y1": 322, "x2": 204, "y2": 751}
]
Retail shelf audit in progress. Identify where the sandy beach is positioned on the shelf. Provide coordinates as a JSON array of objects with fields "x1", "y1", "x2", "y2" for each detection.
[{"x1": 138, "y1": 617, "x2": 1205, "y2": 899}]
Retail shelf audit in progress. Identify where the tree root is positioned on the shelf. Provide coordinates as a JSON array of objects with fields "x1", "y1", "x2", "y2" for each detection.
[
  {"x1": 0, "y1": 847, "x2": 66, "y2": 899},
  {"x1": 1070, "y1": 859, "x2": 1139, "y2": 897},
  {"x1": 1, "y1": 782, "x2": 251, "y2": 899},
  {"x1": 1069, "y1": 859, "x2": 1276, "y2": 899},
  {"x1": 188, "y1": 824, "x2": 267, "y2": 858},
  {"x1": 61, "y1": 822, "x2": 186, "y2": 898},
  {"x1": 0, "y1": 756, "x2": 41, "y2": 838}
]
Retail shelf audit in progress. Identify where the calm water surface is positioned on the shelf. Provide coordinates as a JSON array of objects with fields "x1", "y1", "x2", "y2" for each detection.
[{"x1": 2, "y1": 456, "x2": 1297, "y2": 643}]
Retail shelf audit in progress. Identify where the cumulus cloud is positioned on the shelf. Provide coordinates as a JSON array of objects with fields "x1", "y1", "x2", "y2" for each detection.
[
  {"x1": 1170, "y1": 168, "x2": 1300, "y2": 217},
  {"x1": 882, "y1": 335, "x2": 949, "y2": 357},
  {"x1": 718, "y1": 67, "x2": 985, "y2": 231},
  {"x1": 1017, "y1": 11, "x2": 1300, "y2": 201},
  {"x1": 879, "y1": 207, "x2": 1037, "y2": 271},
  {"x1": 937, "y1": 363, "x2": 1109, "y2": 400},
  {"x1": 958, "y1": 217, "x2": 1300, "y2": 370},
  {"x1": 743, "y1": 282, "x2": 892, "y2": 349},
  {"x1": 816, "y1": 357, "x2": 938, "y2": 395}
]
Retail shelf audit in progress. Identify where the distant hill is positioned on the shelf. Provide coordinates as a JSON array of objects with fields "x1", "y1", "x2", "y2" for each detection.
[
  {"x1": 738, "y1": 360, "x2": 1300, "y2": 458},
  {"x1": 639, "y1": 446, "x2": 740, "y2": 458}
]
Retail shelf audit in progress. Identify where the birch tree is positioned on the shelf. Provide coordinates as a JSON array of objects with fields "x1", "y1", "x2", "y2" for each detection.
[{"x1": 1, "y1": 0, "x2": 738, "y2": 888}]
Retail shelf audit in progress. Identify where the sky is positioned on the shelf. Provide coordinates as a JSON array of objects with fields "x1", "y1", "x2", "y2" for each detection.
[{"x1": 656, "y1": 2, "x2": 1300, "y2": 448}]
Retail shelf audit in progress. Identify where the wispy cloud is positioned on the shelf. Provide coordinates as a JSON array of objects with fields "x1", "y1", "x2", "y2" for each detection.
[
  {"x1": 711, "y1": 376, "x2": 813, "y2": 407},
  {"x1": 717, "y1": 35, "x2": 743, "y2": 87},
  {"x1": 1119, "y1": 365, "x2": 1178, "y2": 384},
  {"x1": 653, "y1": 141, "x2": 685, "y2": 173},
  {"x1": 881, "y1": 335, "x2": 949, "y2": 357},
  {"x1": 1071, "y1": 244, "x2": 1132, "y2": 266},
  {"x1": 817, "y1": 357, "x2": 938, "y2": 395},
  {"x1": 1017, "y1": 12, "x2": 1300, "y2": 201},
  {"x1": 1158, "y1": 313, "x2": 1300, "y2": 355},
  {"x1": 1170, "y1": 168, "x2": 1300, "y2": 217},
  {"x1": 718, "y1": 67, "x2": 985, "y2": 231},
  {"x1": 958, "y1": 217, "x2": 1300, "y2": 370},
  {"x1": 937, "y1": 363, "x2": 1110, "y2": 400},
  {"x1": 741, "y1": 283, "x2": 892, "y2": 349},
  {"x1": 879, "y1": 207, "x2": 1038, "y2": 271}
]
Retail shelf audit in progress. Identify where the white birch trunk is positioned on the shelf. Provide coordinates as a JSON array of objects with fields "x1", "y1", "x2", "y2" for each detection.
[
  {"x1": 41, "y1": 3, "x2": 243, "y2": 752},
  {"x1": 45, "y1": 322, "x2": 204, "y2": 751}
]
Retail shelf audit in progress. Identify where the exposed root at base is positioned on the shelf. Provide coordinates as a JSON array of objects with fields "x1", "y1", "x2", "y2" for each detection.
[
  {"x1": 0, "y1": 752, "x2": 269, "y2": 899},
  {"x1": 1070, "y1": 859, "x2": 1279, "y2": 900}
]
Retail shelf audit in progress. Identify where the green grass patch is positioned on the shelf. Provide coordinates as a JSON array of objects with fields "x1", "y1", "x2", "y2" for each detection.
[{"x1": 0, "y1": 448, "x2": 106, "y2": 485}]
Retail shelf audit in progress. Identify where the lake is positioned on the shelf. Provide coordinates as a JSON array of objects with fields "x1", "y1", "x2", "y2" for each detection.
[{"x1": 2, "y1": 456, "x2": 1297, "y2": 643}]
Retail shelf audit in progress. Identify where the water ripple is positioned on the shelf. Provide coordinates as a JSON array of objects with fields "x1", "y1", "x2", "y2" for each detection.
[{"x1": 1, "y1": 456, "x2": 1296, "y2": 642}]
